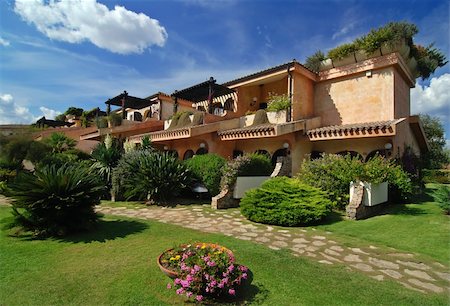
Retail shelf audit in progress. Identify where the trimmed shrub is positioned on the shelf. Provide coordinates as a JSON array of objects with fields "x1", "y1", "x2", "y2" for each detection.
[
  {"x1": 298, "y1": 154, "x2": 412, "y2": 208},
  {"x1": 117, "y1": 151, "x2": 191, "y2": 202},
  {"x1": 423, "y1": 169, "x2": 450, "y2": 184},
  {"x1": 184, "y1": 154, "x2": 226, "y2": 196},
  {"x1": 221, "y1": 153, "x2": 273, "y2": 190},
  {"x1": 8, "y1": 163, "x2": 104, "y2": 237},
  {"x1": 433, "y1": 185, "x2": 450, "y2": 215},
  {"x1": 240, "y1": 177, "x2": 332, "y2": 226}
]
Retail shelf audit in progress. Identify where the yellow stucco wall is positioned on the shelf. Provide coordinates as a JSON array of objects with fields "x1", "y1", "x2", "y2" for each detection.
[
  {"x1": 292, "y1": 71, "x2": 314, "y2": 120},
  {"x1": 394, "y1": 69, "x2": 411, "y2": 118},
  {"x1": 314, "y1": 67, "x2": 395, "y2": 126},
  {"x1": 235, "y1": 78, "x2": 288, "y2": 116}
]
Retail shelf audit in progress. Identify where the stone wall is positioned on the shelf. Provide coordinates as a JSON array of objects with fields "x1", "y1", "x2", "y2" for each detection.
[{"x1": 346, "y1": 181, "x2": 386, "y2": 220}]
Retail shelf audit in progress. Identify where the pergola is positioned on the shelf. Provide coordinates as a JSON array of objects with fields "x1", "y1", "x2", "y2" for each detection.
[
  {"x1": 105, "y1": 91, "x2": 156, "y2": 119},
  {"x1": 172, "y1": 77, "x2": 235, "y2": 114}
]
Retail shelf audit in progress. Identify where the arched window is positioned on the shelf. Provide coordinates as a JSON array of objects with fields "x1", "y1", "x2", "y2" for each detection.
[{"x1": 183, "y1": 149, "x2": 195, "y2": 160}]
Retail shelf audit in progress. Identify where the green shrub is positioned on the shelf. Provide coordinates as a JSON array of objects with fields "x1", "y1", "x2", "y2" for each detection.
[
  {"x1": 8, "y1": 163, "x2": 104, "y2": 237},
  {"x1": 240, "y1": 177, "x2": 332, "y2": 226},
  {"x1": 184, "y1": 153, "x2": 226, "y2": 196},
  {"x1": 327, "y1": 43, "x2": 357, "y2": 60},
  {"x1": 221, "y1": 153, "x2": 273, "y2": 190},
  {"x1": 433, "y1": 185, "x2": 450, "y2": 215},
  {"x1": 95, "y1": 116, "x2": 108, "y2": 128},
  {"x1": 117, "y1": 151, "x2": 191, "y2": 202},
  {"x1": 298, "y1": 154, "x2": 412, "y2": 208},
  {"x1": 304, "y1": 50, "x2": 325, "y2": 72},
  {"x1": 108, "y1": 112, "x2": 122, "y2": 127},
  {"x1": 423, "y1": 169, "x2": 450, "y2": 184},
  {"x1": 267, "y1": 93, "x2": 290, "y2": 112}
]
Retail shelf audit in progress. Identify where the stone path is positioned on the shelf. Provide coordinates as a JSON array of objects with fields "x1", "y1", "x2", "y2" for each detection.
[{"x1": 96, "y1": 204, "x2": 450, "y2": 295}]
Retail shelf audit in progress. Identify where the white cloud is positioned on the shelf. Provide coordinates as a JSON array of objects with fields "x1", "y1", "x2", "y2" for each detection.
[
  {"x1": 0, "y1": 94, "x2": 36, "y2": 124},
  {"x1": 0, "y1": 94, "x2": 63, "y2": 124},
  {"x1": 39, "y1": 106, "x2": 61, "y2": 120},
  {"x1": 411, "y1": 73, "x2": 450, "y2": 115},
  {"x1": 14, "y1": 0, "x2": 168, "y2": 54},
  {"x1": 0, "y1": 37, "x2": 10, "y2": 46},
  {"x1": 332, "y1": 22, "x2": 357, "y2": 40}
]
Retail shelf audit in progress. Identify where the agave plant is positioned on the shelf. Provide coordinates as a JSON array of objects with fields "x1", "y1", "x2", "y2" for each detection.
[
  {"x1": 119, "y1": 151, "x2": 191, "y2": 202},
  {"x1": 9, "y1": 163, "x2": 105, "y2": 236}
]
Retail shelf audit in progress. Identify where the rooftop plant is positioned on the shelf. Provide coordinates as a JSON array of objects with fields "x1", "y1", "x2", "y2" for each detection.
[{"x1": 304, "y1": 21, "x2": 446, "y2": 79}]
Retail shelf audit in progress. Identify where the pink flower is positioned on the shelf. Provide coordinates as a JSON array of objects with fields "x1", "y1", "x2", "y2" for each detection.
[
  {"x1": 227, "y1": 265, "x2": 235, "y2": 272},
  {"x1": 210, "y1": 280, "x2": 217, "y2": 287},
  {"x1": 194, "y1": 265, "x2": 201, "y2": 272},
  {"x1": 196, "y1": 295, "x2": 204, "y2": 302},
  {"x1": 174, "y1": 278, "x2": 181, "y2": 285},
  {"x1": 186, "y1": 291, "x2": 193, "y2": 298},
  {"x1": 207, "y1": 261, "x2": 216, "y2": 267},
  {"x1": 242, "y1": 273, "x2": 248, "y2": 279},
  {"x1": 218, "y1": 282, "x2": 224, "y2": 288},
  {"x1": 166, "y1": 283, "x2": 172, "y2": 289},
  {"x1": 239, "y1": 265, "x2": 248, "y2": 272},
  {"x1": 176, "y1": 288, "x2": 185, "y2": 295},
  {"x1": 180, "y1": 280, "x2": 190, "y2": 288},
  {"x1": 228, "y1": 288, "x2": 236, "y2": 295},
  {"x1": 186, "y1": 274, "x2": 193, "y2": 282}
]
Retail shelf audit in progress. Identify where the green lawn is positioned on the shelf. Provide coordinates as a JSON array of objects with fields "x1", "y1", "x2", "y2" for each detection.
[
  {"x1": 0, "y1": 206, "x2": 447, "y2": 305},
  {"x1": 316, "y1": 184, "x2": 450, "y2": 264}
]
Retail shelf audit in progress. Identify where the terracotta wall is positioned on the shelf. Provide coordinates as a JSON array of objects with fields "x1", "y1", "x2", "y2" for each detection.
[
  {"x1": 314, "y1": 67, "x2": 395, "y2": 126},
  {"x1": 392, "y1": 120, "x2": 420, "y2": 157},
  {"x1": 311, "y1": 137, "x2": 393, "y2": 160},
  {"x1": 394, "y1": 69, "x2": 411, "y2": 118},
  {"x1": 292, "y1": 71, "x2": 314, "y2": 120}
]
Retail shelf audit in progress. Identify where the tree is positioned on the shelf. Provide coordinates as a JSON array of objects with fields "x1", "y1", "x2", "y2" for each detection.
[
  {"x1": 43, "y1": 132, "x2": 76, "y2": 154},
  {"x1": 420, "y1": 114, "x2": 449, "y2": 169}
]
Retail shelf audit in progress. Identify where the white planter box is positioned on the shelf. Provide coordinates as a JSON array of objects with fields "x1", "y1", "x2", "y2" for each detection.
[
  {"x1": 267, "y1": 110, "x2": 288, "y2": 124},
  {"x1": 233, "y1": 176, "x2": 270, "y2": 199},
  {"x1": 349, "y1": 181, "x2": 388, "y2": 206}
]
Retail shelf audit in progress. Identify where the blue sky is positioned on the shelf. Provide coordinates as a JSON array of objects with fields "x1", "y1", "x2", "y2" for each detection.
[{"x1": 0, "y1": 0, "x2": 448, "y2": 142}]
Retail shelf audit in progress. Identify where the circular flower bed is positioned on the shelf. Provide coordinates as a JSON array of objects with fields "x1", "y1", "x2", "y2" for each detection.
[{"x1": 158, "y1": 243, "x2": 249, "y2": 302}]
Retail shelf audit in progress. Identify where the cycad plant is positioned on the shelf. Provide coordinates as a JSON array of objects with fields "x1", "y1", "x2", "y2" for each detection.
[{"x1": 8, "y1": 163, "x2": 105, "y2": 236}]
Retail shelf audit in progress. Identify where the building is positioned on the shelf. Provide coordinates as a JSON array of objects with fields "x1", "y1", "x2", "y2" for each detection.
[{"x1": 82, "y1": 51, "x2": 428, "y2": 176}]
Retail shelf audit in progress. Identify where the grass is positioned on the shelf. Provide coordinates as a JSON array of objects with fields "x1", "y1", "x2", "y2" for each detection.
[
  {"x1": 0, "y1": 206, "x2": 448, "y2": 305},
  {"x1": 316, "y1": 184, "x2": 450, "y2": 264}
]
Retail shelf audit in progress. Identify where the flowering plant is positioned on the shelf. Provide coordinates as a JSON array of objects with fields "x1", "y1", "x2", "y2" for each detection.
[{"x1": 159, "y1": 243, "x2": 249, "y2": 302}]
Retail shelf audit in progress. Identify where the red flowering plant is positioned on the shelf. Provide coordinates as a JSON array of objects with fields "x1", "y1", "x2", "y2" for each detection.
[{"x1": 159, "y1": 243, "x2": 249, "y2": 302}]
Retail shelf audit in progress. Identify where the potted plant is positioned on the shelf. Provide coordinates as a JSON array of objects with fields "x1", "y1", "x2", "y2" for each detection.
[
  {"x1": 266, "y1": 93, "x2": 290, "y2": 123},
  {"x1": 158, "y1": 242, "x2": 250, "y2": 302}
]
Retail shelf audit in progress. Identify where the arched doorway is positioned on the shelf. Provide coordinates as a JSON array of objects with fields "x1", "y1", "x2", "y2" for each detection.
[
  {"x1": 233, "y1": 150, "x2": 243, "y2": 159},
  {"x1": 183, "y1": 149, "x2": 195, "y2": 160},
  {"x1": 365, "y1": 149, "x2": 388, "y2": 162},
  {"x1": 271, "y1": 148, "x2": 288, "y2": 165},
  {"x1": 255, "y1": 149, "x2": 270, "y2": 159},
  {"x1": 196, "y1": 148, "x2": 208, "y2": 155},
  {"x1": 336, "y1": 150, "x2": 363, "y2": 160}
]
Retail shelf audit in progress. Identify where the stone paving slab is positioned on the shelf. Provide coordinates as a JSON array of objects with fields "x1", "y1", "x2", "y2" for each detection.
[{"x1": 96, "y1": 204, "x2": 450, "y2": 294}]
